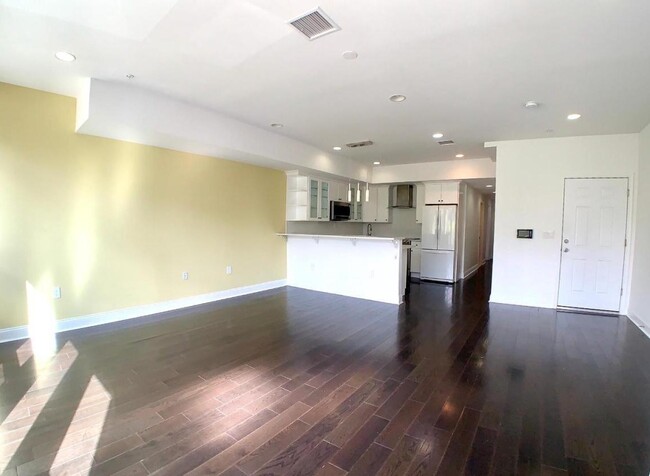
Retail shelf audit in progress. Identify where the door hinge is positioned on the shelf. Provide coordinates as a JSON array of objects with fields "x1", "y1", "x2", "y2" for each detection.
[
  {"x1": 625, "y1": 238, "x2": 627, "y2": 247},
  {"x1": 627, "y1": 189, "x2": 630, "y2": 197},
  {"x1": 621, "y1": 288, "x2": 624, "y2": 296}
]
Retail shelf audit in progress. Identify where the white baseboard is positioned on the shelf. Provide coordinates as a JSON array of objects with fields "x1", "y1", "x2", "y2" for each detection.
[
  {"x1": 0, "y1": 279, "x2": 287, "y2": 344},
  {"x1": 463, "y1": 263, "x2": 482, "y2": 280},
  {"x1": 627, "y1": 311, "x2": 650, "y2": 339}
]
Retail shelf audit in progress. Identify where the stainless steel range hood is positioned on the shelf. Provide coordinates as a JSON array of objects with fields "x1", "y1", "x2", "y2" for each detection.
[{"x1": 392, "y1": 184, "x2": 414, "y2": 208}]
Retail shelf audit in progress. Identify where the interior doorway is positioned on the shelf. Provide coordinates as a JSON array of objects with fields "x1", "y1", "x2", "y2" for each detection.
[{"x1": 558, "y1": 178, "x2": 628, "y2": 312}]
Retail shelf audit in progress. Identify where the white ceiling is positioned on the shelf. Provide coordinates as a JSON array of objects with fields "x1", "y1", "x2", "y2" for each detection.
[{"x1": 1, "y1": 0, "x2": 649, "y2": 166}]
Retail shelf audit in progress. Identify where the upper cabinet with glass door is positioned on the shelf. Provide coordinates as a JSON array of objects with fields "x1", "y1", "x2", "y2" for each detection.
[
  {"x1": 286, "y1": 174, "x2": 331, "y2": 221},
  {"x1": 309, "y1": 179, "x2": 319, "y2": 220},
  {"x1": 349, "y1": 185, "x2": 363, "y2": 221},
  {"x1": 320, "y1": 181, "x2": 330, "y2": 220}
]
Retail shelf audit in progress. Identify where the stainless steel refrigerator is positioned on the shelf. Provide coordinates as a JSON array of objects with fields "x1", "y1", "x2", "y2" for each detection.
[{"x1": 421, "y1": 204, "x2": 457, "y2": 282}]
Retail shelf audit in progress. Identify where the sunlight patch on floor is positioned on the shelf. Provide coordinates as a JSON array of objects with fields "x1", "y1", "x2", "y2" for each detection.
[
  {"x1": 16, "y1": 340, "x2": 33, "y2": 367},
  {"x1": 0, "y1": 341, "x2": 78, "y2": 472},
  {"x1": 49, "y1": 375, "x2": 111, "y2": 475}
]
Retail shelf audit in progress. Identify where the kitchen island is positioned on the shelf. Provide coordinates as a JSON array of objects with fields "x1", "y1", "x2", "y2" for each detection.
[{"x1": 279, "y1": 234, "x2": 408, "y2": 305}]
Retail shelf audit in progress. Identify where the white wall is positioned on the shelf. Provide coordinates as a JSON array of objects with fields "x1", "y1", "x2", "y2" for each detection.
[
  {"x1": 457, "y1": 184, "x2": 467, "y2": 278},
  {"x1": 629, "y1": 123, "x2": 650, "y2": 327},
  {"x1": 462, "y1": 184, "x2": 483, "y2": 278},
  {"x1": 484, "y1": 196, "x2": 495, "y2": 260},
  {"x1": 489, "y1": 134, "x2": 639, "y2": 311},
  {"x1": 372, "y1": 158, "x2": 495, "y2": 184},
  {"x1": 77, "y1": 79, "x2": 372, "y2": 182}
]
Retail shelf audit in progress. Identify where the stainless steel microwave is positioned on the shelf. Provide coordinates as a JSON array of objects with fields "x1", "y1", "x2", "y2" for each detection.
[{"x1": 330, "y1": 201, "x2": 351, "y2": 221}]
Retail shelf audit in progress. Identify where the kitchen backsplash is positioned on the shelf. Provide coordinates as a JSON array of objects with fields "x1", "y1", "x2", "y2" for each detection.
[
  {"x1": 286, "y1": 221, "x2": 365, "y2": 235},
  {"x1": 285, "y1": 208, "x2": 421, "y2": 238},
  {"x1": 372, "y1": 208, "x2": 422, "y2": 238}
]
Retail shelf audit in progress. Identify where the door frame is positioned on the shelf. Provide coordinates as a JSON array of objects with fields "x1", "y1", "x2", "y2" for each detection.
[{"x1": 556, "y1": 176, "x2": 631, "y2": 313}]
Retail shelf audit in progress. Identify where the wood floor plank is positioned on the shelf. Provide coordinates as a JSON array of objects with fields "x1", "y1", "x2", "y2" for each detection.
[
  {"x1": 376, "y1": 399, "x2": 424, "y2": 449},
  {"x1": 330, "y1": 415, "x2": 389, "y2": 471},
  {"x1": 284, "y1": 440, "x2": 339, "y2": 476},
  {"x1": 254, "y1": 380, "x2": 381, "y2": 475},
  {"x1": 187, "y1": 402, "x2": 310, "y2": 476},
  {"x1": 377, "y1": 434, "x2": 421, "y2": 476},
  {"x1": 463, "y1": 426, "x2": 496, "y2": 475},
  {"x1": 1, "y1": 265, "x2": 649, "y2": 476},
  {"x1": 347, "y1": 442, "x2": 392, "y2": 476},
  {"x1": 236, "y1": 420, "x2": 311, "y2": 474},
  {"x1": 140, "y1": 409, "x2": 251, "y2": 474},
  {"x1": 324, "y1": 402, "x2": 378, "y2": 448}
]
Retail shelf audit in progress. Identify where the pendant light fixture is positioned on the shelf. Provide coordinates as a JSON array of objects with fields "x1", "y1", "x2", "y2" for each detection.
[
  {"x1": 365, "y1": 182, "x2": 370, "y2": 202},
  {"x1": 356, "y1": 182, "x2": 361, "y2": 202},
  {"x1": 347, "y1": 181, "x2": 352, "y2": 202}
]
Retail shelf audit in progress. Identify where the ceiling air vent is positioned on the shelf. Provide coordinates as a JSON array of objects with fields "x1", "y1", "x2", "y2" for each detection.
[
  {"x1": 289, "y1": 8, "x2": 340, "y2": 40},
  {"x1": 437, "y1": 140, "x2": 455, "y2": 146},
  {"x1": 346, "y1": 140, "x2": 374, "y2": 148}
]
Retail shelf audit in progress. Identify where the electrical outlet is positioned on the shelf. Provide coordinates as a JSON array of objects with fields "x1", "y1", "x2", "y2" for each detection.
[
  {"x1": 52, "y1": 287, "x2": 62, "y2": 299},
  {"x1": 182, "y1": 272, "x2": 189, "y2": 280},
  {"x1": 226, "y1": 266, "x2": 232, "y2": 275}
]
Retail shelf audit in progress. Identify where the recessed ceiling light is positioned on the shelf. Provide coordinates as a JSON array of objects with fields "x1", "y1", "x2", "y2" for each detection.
[
  {"x1": 342, "y1": 51, "x2": 358, "y2": 60},
  {"x1": 455, "y1": 154, "x2": 464, "y2": 158},
  {"x1": 389, "y1": 94, "x2": 406, "y2": 102},
  {"x1": 55, "y1": 51, "x2": 76, "y2": 62},
  {"x1": 333, "y1": 146, "x2": 342, "y2": 151},
  {"x1": 567, "y1": 113, "x2": 581, "y2": 120},
  {"x1": 126, "y1": 74, "x2": 135, "y2": 79},
  {"x1": 486, "y1": 184, "x2": 493, "y2": 188},
  {"x1": 373, "y1": 161, "x2": 381, "y2": 165},
  {"x1": 270, "y1": 123, "x2": 284, "y2": 128},
  {"x1": 524, "y1": 101, "x2": 539, "y2": 109},
  {"x1": 432, "y1": 133, "x2": 444, "y2": 139}
]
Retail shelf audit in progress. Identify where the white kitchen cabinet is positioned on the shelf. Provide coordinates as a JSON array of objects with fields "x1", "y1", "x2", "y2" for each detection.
[
  {"x1": 415, "y1": 183, "x2": 425, "y2": 223},
  {"x1": 287, "y1": 174, "x2": 330, "y2": 221},
  {"x1": 286, "y1": 174, "x2": 310, "y2": 221},
  {"x1": 318, "y1": 180, "x2": 330, "y2": 220},
  {"x1": 362, "y1": 184, "x2": 391, "y2": 222},
  {"x1": 424, "y1": 182, "x2": 459, "y2": 204},
  {"x1": 362, "y1": 187, "x2": 377, "y2": 222},
  {"x1": 330, "y1": 181, "x2": 347, "y2": 201},
  {"x1": 376, "y1": 185, "x2": 390, "y2": 222},
  {"x1": 349, "y1": 185, "x2": 363, "y2": 221}
]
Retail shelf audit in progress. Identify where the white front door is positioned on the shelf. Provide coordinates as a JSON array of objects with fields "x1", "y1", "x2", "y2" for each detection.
[{"x1": 558, "y1": 178, "x2": 628, "y2": 312}]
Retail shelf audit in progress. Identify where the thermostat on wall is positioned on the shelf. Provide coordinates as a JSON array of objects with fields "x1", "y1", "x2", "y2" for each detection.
[{"x1": 517, "y1": 229, "x2": 534, "y2": 239}]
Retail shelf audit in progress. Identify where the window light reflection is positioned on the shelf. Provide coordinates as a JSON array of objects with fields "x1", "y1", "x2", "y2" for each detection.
[{"x1": 25, "y1": 281, "x2": 57, "y2": 367}]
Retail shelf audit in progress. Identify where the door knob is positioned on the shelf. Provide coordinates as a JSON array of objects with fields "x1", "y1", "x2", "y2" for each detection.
[
  {"x1": 563, "y1": 248, "x2": 570, "y2": 253},
  {"x1": 564, "y1": 239, "x2": 569, "y2": 244}
]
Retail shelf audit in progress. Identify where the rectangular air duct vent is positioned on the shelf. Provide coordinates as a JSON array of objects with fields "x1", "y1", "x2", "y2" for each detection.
[
  {"x1": 289, "y1": 8, "x2": 340, "y2": 40},
  {"x1": 346, "y1": 140, "x2": 374, "y2": 148},
  {"x1": 437, "y1": 140, "x2": 455, "y2": 146}
]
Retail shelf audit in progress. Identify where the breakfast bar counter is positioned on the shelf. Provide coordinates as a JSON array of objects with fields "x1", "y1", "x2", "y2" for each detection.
[{"x1": 278, "y1": 233, "x2": 408, "y2": 305}]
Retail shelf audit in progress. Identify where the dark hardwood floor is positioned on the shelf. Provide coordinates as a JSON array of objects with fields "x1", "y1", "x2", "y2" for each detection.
[{"x1": 1, "y1": 264, "x2": 649, "y2": 475}]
